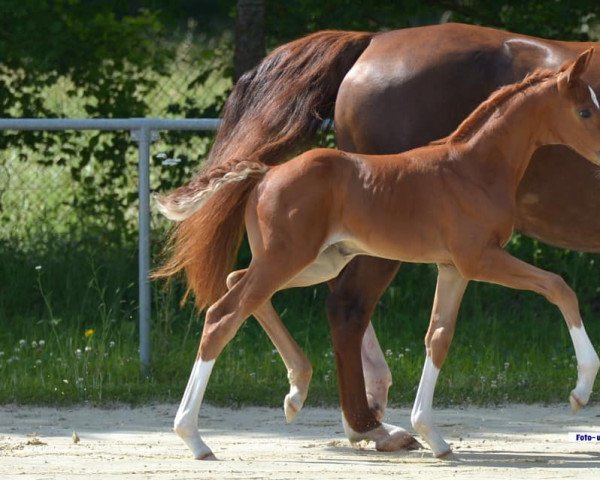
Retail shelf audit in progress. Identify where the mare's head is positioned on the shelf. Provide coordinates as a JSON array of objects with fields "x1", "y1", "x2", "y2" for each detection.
[{"x1": 548, "y1": 48, "x2": 600, "y2": 165}]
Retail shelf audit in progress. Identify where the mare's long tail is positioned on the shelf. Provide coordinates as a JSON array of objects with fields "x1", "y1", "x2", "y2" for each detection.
[{"x1": 155, "y1": 30, "x2": 373, "y2": 308}]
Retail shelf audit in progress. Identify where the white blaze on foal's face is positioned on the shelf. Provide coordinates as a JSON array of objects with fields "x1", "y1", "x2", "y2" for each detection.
[{"x1": 589, "y1": 85, "x2": 600, "y2": 109}]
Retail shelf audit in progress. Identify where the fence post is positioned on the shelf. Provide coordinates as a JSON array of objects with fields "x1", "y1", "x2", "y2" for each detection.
[{"x1": 133, "y1": 123, "x2": 154, "y2": 378}]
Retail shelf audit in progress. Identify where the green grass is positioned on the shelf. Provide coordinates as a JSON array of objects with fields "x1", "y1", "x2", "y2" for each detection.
[{"x1": 0, "y1": 235, "x2": 598, "y2": 408}]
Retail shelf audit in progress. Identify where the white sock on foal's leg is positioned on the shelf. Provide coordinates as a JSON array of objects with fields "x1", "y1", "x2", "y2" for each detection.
[
  {"x1": 568, "y1": 325, "x2": 600, "y2": 411},
  {"x1": 174, "y1": 359, "x2": 217, "y2": 460},
  {"x1": 411, "y1": 355, "x2": 451, "y2": 457}
]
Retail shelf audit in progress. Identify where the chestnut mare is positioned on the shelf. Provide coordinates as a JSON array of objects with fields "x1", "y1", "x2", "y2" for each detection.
[{"x1": 157, "y1": 51, "x2": 600, "y2": 459}]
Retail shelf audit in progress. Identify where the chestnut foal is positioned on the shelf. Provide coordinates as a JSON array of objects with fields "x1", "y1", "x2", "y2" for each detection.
[{"x1": 157, "y1": 50, "x2": 600, "y2": 459}]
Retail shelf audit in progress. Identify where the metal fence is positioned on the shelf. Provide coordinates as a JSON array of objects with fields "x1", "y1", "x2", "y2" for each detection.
[{"x1": 0, "y1": 117, "x2": 220, "y2": 376}]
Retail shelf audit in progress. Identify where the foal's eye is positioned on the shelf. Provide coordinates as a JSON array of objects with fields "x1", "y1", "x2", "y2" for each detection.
[{"x1": 579, "y1": 109, "x2": 592, "y2": 119}]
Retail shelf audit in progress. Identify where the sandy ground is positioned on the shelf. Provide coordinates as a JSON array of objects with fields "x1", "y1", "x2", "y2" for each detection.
[{"x1": 0, "y1": 403, "x2": 599, "y2": 479}]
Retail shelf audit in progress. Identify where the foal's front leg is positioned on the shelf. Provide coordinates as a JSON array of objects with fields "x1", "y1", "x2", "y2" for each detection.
[
  {"x1": 468, "y1": 248, "x2": 600, "y2": 410},
  {"x1": 411, "y1": 264, "x2": 468, "y2": 457}
]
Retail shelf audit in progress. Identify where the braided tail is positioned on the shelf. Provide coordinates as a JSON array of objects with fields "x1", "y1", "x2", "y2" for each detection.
[
  {"x1": 155, "y1": 160, "x2": 269, "y2": 222},
  {"x1": 153, "y1": 160, "x2": 269, "y2": 310}
]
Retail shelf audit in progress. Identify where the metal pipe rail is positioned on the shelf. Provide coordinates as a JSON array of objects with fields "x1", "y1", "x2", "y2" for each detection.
[{"x1": 0, "y1": 118, "x2": 221, "y2": 377}]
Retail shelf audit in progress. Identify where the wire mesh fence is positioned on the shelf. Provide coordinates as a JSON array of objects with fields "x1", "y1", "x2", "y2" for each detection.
[{"x1": 0, "y1": 35, "x2": 230, "y2": 330}]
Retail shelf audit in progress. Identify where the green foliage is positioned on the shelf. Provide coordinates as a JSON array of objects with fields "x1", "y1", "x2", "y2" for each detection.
[
  {"x1": 436, "y1": 0, "x2": 600, "y2": 40},
  {"x1": 264, "y1": 1, "x2": 600, "y2": 43},
  {"x1": 265, "y1": 0, "x2": 440, "y2": 41}
]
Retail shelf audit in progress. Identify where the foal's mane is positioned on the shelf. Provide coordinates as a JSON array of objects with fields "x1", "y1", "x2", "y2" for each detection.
[{"x1": 434, "y1": 64, "x2": 569, "y2": 145}]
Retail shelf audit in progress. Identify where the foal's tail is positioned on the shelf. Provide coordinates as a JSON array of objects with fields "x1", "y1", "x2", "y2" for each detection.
[
  {"x1": 156, "y1": 159, "x2": 269, "y2": 221},
  {"x1": 153, "y1": 161, "x2": 268, "y2": 310}
]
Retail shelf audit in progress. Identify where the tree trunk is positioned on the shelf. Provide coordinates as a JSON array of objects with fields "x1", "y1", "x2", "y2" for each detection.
[{"x1": 234, "y1": 0, "x2": 265, "y2": 82}]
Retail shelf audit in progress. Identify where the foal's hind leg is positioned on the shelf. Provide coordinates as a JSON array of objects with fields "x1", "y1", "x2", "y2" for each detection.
[
  {"x1": 226, "y1": 270, "x2": 312, "y2": 423},
  {"x1": 174, "y1": 256, "x2": 317, "y2": 459},
  {"x1": 411, "y1": 264, "x2": 468, "y2": 458}
]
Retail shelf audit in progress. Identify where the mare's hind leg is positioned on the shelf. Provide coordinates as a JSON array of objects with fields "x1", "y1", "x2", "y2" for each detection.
[
  {"x1": 328, "y1": 260, "x2": 396, "y2": 422},
  {"x1": 362, "y1": 321, "x2": 393, "y2": 422},
  {"x1": 226, "y1": 270, "x2": 312, "y2": 423},
  {"x1": 411, "y1": 264, "x2": 468, "y2": 457},
  {"x1": 328, "y1": 256, "x2": 421, "y2": 451}
]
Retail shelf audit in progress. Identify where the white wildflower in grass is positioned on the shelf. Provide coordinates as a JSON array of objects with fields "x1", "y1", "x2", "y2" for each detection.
[
  {"x1": 0, "y1": 351, "x2": 4, "y2": 357},
  {"x1": 405, "y1": 347, "x2": 411, "y2": 352},
  {"x1": 108, "y1": 341, "x2": 115, "y2": 348},
  {"x1": 504, "y1": 362, "x2": 510, "y2": 370},
  {"x1": 490, "y1": 380, "x2": 498, "y2": 389},
  {"x1": 385, "y1": 349, "x2": 393, "y2": 357},
  {"x1": 38, "y1": 340, "x2": 46, "y2": 348},
  {"x1": 34, "y1": 265, "x2": 42, "y2": 271},
  {"x1": 75, "y1": 349, "x2": 82, "y2": 359},
  {"x1": 35, "y1": 359, "x2": 42, "y2": 365},
  {"x1": 63, "y1": 379, "x2": 69, "y2": 384},
  {"x1": 249, "y1": 372, "x2": 256, "y2": 380},
  {"x1": 324, "y1": 374, "x2": 330, "y2": 382},
  {"x1": 397, "y1": 353, "x2": 404, "y2": 359},
  {"x1": 31, "y1": 341, "x2": 38, "y2": 349},
  {"x1": 19, "y1": 339, "x2": 26, "y2": 348},
  {"x1": 271, "y1": 349, "x2": 278, "y2": 355},
  {"x1": 84, "y1": 346, "x2": 92, "y2": 353}
]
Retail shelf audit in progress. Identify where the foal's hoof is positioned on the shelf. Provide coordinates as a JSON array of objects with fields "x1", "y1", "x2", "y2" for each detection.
[
  {"x1": 435, "y1": 448, "x2": 456, "y2": 460},
  {"x1": 375, "y1": 431, "x2": 423, "y2": 452},
  {"x1": 569, "y1": 392, "x2": 584, "y2": 413},
  {"x1": 196, "y1": 452, "x2": 218, "y2": 461},
  {"x1": 284, "y1": 392, "x2": 304, "y2": 423}
]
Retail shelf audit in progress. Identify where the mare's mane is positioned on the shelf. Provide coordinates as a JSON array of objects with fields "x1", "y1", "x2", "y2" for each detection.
[{"x1": 432, "y1": 64, "x2": 570, "y2": 145}]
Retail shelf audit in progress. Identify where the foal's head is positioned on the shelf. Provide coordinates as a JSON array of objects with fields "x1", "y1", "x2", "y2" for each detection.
[{"x1": 548, "y1": 48, "x2": 600, "y2": 165}]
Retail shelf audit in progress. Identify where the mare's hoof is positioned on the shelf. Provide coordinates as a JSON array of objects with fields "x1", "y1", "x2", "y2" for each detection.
[
  {"x1": 569, "y1": 392, "x2": 584, "y2": 413},
  {"x1": 375, "y1": 432, "x2": 423, "y2": 452}
]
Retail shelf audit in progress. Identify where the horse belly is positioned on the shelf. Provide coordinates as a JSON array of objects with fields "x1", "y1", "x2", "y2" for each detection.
[{"x1": 283, "y1": 240, "x2": 361, "y2": 288}]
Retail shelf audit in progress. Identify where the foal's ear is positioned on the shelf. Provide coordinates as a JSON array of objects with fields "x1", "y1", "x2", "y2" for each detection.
[{"x1": 559, "y1": 48, "x2": 594, "y2": 92}]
